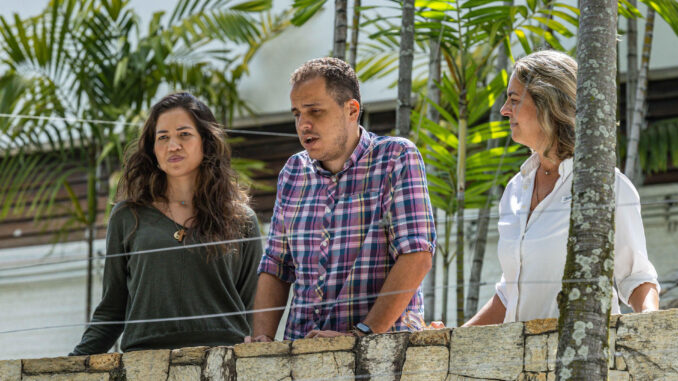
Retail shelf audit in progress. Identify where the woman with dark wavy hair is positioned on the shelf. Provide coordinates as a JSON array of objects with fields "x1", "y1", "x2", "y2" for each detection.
[{"x1": 71, "y1": 92, "x2": 262, "y2": 354}]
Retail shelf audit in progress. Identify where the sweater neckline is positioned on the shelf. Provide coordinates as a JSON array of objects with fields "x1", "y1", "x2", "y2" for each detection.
[{"x1": 145, "y1": 204, "x2": 188, "y2": 229}]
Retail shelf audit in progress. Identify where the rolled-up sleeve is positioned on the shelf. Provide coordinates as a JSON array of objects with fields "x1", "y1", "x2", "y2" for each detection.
[
  {"x1": 613, "y1": 172, "x2": 660, "y2": 305},
  {"x1": 386, "y1": 142, "x2": 436, "y2": 258},
  {"x1": 258, "y1": 165, "x2": 296, "y2": 283},
  {"x1": 495, "y1": 274, "x2": 509, "y2": 308}
]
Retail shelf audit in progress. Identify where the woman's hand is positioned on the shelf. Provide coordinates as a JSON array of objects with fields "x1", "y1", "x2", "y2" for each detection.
[
  {"x1": 463, "y1": 294, "x2": 506, "y2": 327},
  {"x1": 628, "y1": 282, "x2": 659, "y2": 313}
]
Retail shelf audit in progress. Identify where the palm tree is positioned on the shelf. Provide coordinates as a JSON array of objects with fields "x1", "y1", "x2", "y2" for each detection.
[
  {"x1": 556, "y1": 0, "x2": 618, "y2": 377},
  {"x1": 624, "y1": 8, "x2": 655, "y2": 185},
  {"x1": 334, "y1": 0, "x2": 348, "y2": 59},
  {"x1": 396, "y1": 0, "x2": 415, "y2": 137},
  {"x1": 348, "y1": 0, "x2": 362, "y2": 68},
  {"x1": 0, "y1": 0, "x2": 281, "y2": 320}
]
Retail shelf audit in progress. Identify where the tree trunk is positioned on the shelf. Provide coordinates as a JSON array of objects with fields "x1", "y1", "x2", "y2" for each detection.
[
  {"x1": 441, "y1": 210, "x2": 452, "y2": 324},
  {"x1": 85, "y1": 152, "x2": 98, "y2": 322},
  {"x1": 333, "y1": 0, "x2": 348, "y2": 60},
  {"x1": 624, "y1": 8, "x2": 655, "y2": 186},
  {"x1": 465, "y1": 41, "x2": 509, "y2": 318},
  {"x1": 348, "y1": 0, "x2": 361, "y2": 69},
  {"x1": 625, "y1": 0, "x2": 638, "y2": 140},
  {"x1": 426, "y1": 23, "x2": 441, "y2": 124},
  {"x1": 555, "y1": 0, "x2": 618, "y2": 378},
  {"x1": 395, "y1": 0, "x2": 415, "y2": 137},
  {"x1": 423, "y1": 25, "x2": 441, "y2": 323},
  {"x1": 456, "y1": 88, "x2": 467, "y2": 327}
]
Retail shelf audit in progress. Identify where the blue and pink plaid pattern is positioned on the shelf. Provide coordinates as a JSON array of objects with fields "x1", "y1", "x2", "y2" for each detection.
[{"x1": 258, "y1": 127, "x2": 436, "y2": 339}]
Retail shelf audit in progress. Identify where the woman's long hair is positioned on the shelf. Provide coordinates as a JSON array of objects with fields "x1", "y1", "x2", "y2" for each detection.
[
  {"x1": 513, "y1": 50, "x2": 577, "y2": 160},
  {"x1": 118, "y1": 92, "x2": 250, "y2": 258}
]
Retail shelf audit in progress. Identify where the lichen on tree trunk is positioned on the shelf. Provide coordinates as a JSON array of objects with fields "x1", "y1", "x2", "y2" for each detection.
[{"x1": 555, "y1": 0, "x2": 618, "y2": 379}]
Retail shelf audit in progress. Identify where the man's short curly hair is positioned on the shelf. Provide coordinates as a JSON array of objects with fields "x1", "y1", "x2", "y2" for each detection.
[{"x1": 290, "y1": 57, "x2": 361, "y2": 110}]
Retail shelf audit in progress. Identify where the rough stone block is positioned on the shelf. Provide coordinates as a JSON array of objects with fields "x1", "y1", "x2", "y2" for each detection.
[
  {"x1": 23, "y1": 356, "x2": 87, "y2": 374},
  {"x1": 525, "y1": 334, "x2": 548, "y2": 372},
  {"x1": 518, "y1": 372, "x2": 548, "y2": 381},
  {"x1": 88, "y1": 353, "x2": 121, "y2": 372},
  {"x1": 0, "y1": 360, "x2": 21, "y2": 381},
  {"x1": 291, "y1": 335, "x2": 356, "y2": 354},
  {"x1": 291, "y1": 351, "x2": 354, "y2": 379},
  {"x1": 122, "y1": 349, "x2": 170, "y2": 381},
  {"x1": 23, "y1": 373, "x2": 108, "y2": 381},
  {"x1": 608, "y1": 369, "x2": 630, "y2": 381},
  {"x1": 409, "y1": 329, "x2": 451, "y2": 346},
  {"x1": 170, "y1": 346, "x2": 208, "y2": 365},
  {"x1": 449, "y1": 322, "x2": 523, "y2": 380},
  {"x1": 233, "y1": 341, "x2": 290, "y2": 357},
  {"x1": 168, "y1": 365, "x2": 201, "y2": 381},
  {"x1": 400, "y1": 345, "x2": 448, "y2": 381},
  {"x1": 608, "y1": 328, "x2": 616, "y2": 369},
  {"x1": 616, "y1": 309, "x2": 678, "y2": 380},
  {"x1": 204, "y1": 347, "x2": 226, "y2": 381},
  {"x1": 525, "y1": 319, "x2": 557, "y2": 335},
  {"x1": 356, "y1": 332, "x2": 410, "y2": 381},
  {"x1": 445, "y1": 374, "x2": 483, "y2": 380},
  {"x1": 615, "y1": 354, "x2": 627, "y2": 371},
  {"x1": 546, "y1": 333, "x2": 558, "y2": 372},
  {"x1": 236, "y1": 356, "x2": 290, "y2": 381}
]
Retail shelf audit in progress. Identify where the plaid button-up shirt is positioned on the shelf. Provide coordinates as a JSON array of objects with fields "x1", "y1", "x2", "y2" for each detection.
[{"x1": 258, "y1": 127, "x2": 436, "y2": 339}]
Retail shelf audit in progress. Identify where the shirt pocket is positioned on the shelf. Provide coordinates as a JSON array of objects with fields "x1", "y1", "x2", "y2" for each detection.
[{"x1": 332, "y1": 190, "x2": 383, "y2": 253}]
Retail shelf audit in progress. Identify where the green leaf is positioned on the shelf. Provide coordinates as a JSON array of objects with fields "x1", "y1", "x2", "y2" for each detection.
[
  {"x1": 527, "y1": 0, "x2": 537, "y2": 12},
  {"x1": 552, "y1": 2, "x2": 581, "y2": 16},
  {"x1": 532, "y1": 16, "x2": 574, "y2": 37},
  {"x1": 415, "y1": 0, "x2": 456, "y2": 11},
  {"x1": 619, "y1": 0, "x2": 643, "y2": 18},
  {"x1": 643, "y1": 0, "x2": 678, "y2": 35},
  {"x1": 291, "y1": 0, "x2": 325, "y2": 26},
  {"x1": 515, "y1": 28, "x2": 532, "y2": 54},
  {"x1": 230, "y1": 0, "x2": 272, "y2": 12}
]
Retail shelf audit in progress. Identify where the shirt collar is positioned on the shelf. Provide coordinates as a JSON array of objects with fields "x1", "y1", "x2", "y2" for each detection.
[
  {"x1": 312, "y1": 126, "x2": 371, "y2": 176},
  {"x1": 520, "y1": 152, "x2": 574, "y2": 178}
]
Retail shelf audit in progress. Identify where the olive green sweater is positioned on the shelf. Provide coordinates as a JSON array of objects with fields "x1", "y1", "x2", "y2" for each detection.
[{"x1": 71, "y1": 202, "x2": 262, "y2": 355}]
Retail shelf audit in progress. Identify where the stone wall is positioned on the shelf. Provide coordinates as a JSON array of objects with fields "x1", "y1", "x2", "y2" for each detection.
[{"x1": 1, "y1": 309, "x2": 676, "y2": 381}]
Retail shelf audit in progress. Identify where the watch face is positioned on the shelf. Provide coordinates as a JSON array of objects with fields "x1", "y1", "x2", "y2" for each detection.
[{"x1": 356, "y1": 322, "x2": 372, "y2": 334}]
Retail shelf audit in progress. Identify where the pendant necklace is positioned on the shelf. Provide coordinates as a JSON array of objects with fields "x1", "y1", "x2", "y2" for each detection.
[{"x1": 167, "y1": 204, "x2": 187, "y2": 243}]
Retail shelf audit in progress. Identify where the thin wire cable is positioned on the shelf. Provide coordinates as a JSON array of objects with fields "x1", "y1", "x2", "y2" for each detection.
[
  {"x1": 0, "y1": 277, "x2": 670, "y2": 335},
  {"x1": 1, "y1": 197, "x2": 676, "y2": 271},
  {"x1": 0, "y1": 113, "x2": 298, "y2": 138}
]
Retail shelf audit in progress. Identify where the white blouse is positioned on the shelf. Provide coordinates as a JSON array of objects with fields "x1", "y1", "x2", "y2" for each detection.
[{"x1": 495, "y1": 153, "x2": 660, "y2": 323}]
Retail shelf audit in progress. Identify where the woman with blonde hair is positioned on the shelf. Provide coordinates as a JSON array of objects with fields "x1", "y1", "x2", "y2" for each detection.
[
  {"x1": 465, "y1": 50, "x2": 659, "y2": 326},
  {"x1": 71, "y1": 92, "x2": 262, "y2": 354}
]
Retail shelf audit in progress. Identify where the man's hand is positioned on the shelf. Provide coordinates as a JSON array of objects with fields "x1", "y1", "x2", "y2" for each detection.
[
  {"x1": 362, "y1": 251, "x2": 432, "y2": 333},
  {"x1": 249, "y1": 273, "x2": 291, "y2": 343},
  {"x1": 304, "y1": 330, "x2": 353, "y2": 339},
  {"x1": 244, "y1": 334, "x2": 274, "y2": 343}
]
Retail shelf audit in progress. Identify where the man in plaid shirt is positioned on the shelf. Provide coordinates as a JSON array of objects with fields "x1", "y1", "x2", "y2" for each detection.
[{"x1": 247, "y1": 57, "x2": 436, "y2": 341}]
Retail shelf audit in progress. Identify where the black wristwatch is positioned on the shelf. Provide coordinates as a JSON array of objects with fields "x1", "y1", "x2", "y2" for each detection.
[{"x1": 354, "y1": 322, "x2": 373, "y2": 335}]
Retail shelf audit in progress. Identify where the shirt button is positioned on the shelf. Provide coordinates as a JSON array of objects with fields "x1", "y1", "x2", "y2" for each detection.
[
  {"x1": 321, "y1": 241, "x2": 327, "y2": 247},
  {"x1": 325, "y1": 206, "x2": 331, "y2": 214},
  {"x1": 331, "y1": 176, "x2": 337, "y2": 183},
  {"x1": 319, "y1": 274, "x2": 325, "y2": 281},
  {"x1": 315, "y1": 308, "x2": 320, "y2": 314}
]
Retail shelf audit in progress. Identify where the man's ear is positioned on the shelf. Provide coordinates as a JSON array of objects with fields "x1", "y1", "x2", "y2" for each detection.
[{"x1": 346, "y1": 99, "x2": 360, "y2": 122}]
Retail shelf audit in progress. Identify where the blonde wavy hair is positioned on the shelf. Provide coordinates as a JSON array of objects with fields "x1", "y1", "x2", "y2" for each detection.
[{"x1": 513, "y1": 50, "x2": 577, "y2": 160}]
